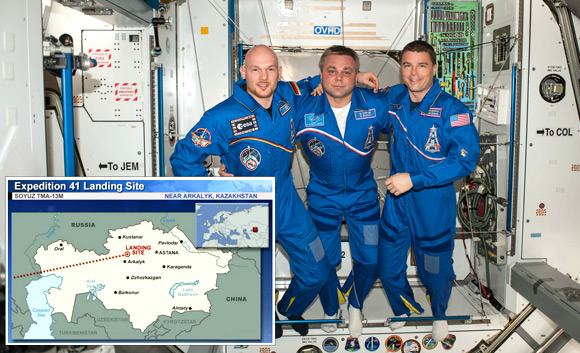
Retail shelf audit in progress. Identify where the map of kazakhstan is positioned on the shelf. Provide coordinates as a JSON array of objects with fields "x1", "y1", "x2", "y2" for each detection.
[{"x1": 11, "y1": 212, "x2": 262, "y2": 341}]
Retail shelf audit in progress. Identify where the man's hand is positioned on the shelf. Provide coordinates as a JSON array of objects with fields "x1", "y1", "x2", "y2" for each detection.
[
  {"x1": 218, "y1": 164, "x2": 234, "y2": 177},
  {"x1": 385, "y1": 173, "x2": 413, "y2": 196},
  {"x1": 311, "y1": 83, "x2": 324, "y2": 96},
  {"x1": 357, "y1": 72, "x2": 380, "y2": 93}
]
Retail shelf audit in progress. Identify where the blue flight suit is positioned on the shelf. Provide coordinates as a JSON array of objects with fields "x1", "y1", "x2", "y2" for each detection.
[
  {"x1": 378, "y1": 81, "x2": 479, "y2": 318},
  {"x1": 295, "y1": 87, "x2": 389, "y2": 314},
  {"x1": 170, "y1": 79, "x2": 332, "y2": 318}
]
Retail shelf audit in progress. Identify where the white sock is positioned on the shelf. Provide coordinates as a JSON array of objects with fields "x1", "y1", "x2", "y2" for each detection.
[
  {"x1": 348, "y1": 306, "x2": 363, "y2": 338},
  {"x1": 432, "y1": 320, "x2": 448, "y2": 342},
  {"x1": 386, "y1": 313, "x2": 406, "y2": 330},
  {"x1": 321, "y1": 313, "x2": 338, "y2": 333}
]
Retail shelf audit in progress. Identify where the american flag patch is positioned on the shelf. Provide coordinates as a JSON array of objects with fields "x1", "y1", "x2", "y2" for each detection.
[{"x1": 450, "y1": 113, "x2": 471, "y2": 127}]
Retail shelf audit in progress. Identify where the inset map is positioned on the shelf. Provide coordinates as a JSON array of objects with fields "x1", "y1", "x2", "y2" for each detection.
[{"x1": 195, "y1": 203, "x2": 269, "y2": 248}]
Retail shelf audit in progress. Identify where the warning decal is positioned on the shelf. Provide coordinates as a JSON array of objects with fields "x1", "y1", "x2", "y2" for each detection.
[
  {"x1": 88, "y1": 49, "x2": 112, "y2": 68},
  {"x1": 115, "y1": 83, "x2": 139, "y2": 101}
]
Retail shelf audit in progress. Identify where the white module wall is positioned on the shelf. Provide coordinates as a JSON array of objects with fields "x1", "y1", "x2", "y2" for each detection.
[
  {"x1": 238, "y1": 0, "x2": 420, "y2": 50},
  {"x1": 173, "y1": 0, "x2": 231, "y2": 149},
  {"x1": 518, "y1": 1, "x2": 580, "y2": 282},
  {"x1": 78, "y1": 29, "x2": 152, "y2": 176},
  {"x1": 0, "y1": 0, "x2": 46, "y2": 269}
]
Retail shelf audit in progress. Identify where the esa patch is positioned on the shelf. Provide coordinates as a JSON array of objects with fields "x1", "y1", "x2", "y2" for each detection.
[
  {"x1": 355, "y1": 109, "x2": 376, "y2": 120},
  {"x1": 305, "y1": 113, "x2": 325, "y2": 127},
  {"x1": 230, "y1": 115, "x2": 259, "y2": 136},
  {"x1": 240, "y1": 146, "x2": 261, "y2": 171},
  {"x1": 190, "y1": 128, "x2": 212, "y2": 147},
  {"x1": 279, "y1": 101, "x2": 291, "y2": 116},
  {"x1": 421, "y1": 107, "x2": 442, "y2": 117}
]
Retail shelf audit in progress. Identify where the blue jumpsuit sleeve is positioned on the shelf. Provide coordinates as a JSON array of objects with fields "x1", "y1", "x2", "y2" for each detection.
[
  {"x1": 169, "y1": 111, "x2": 230, "y2": 176},
  {"x1": 378, "y1": 89, "x2": 391, "y2": 134},
  {"x1": 305, "y1": 75, "x2": 320, "y2": 89},
  {"x1": 290, "y1": 75, "x2": 319, "y2": 130},
  {"x1": 410, "y1": 105, "x2": 479, "y2": 189}
]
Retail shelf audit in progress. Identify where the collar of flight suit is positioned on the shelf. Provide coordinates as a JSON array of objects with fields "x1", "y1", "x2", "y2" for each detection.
[{"x1": 398, "y1": 78, "x2": 444, "y2": 115}]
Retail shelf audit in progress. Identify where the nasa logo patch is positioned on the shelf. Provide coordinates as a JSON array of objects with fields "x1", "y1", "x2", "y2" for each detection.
[{"x1": 231, "y1": 115, "x2": 259, "y2": 136}]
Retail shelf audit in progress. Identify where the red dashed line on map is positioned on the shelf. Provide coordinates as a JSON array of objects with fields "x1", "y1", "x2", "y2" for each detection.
[{"x1": 12, "y1": 253, "x2": 130, "y2": 279}]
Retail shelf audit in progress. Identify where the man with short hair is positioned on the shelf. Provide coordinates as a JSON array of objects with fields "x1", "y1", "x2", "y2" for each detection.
[
  {"x1": 295, "y1": 45, "x2": 388, "y2": 338},
  {"x1": 170, "y1": 45, "x2": 331, "y2": 338},
  {"x1": 378, "y1": 40, "x2": 479, "y2": 342}
]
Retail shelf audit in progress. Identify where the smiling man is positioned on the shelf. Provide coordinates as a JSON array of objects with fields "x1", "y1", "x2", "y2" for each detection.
[
  {"x1": 378, "y1": 40, "x2": 480, "y2": 342},
  {"x1": 170, "y1": 45, "x2": 332, "y2": 338}
]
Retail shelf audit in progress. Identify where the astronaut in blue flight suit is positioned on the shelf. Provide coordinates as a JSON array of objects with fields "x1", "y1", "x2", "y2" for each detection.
[
  {"x1": 378, "y1": 40, "x2": 479, "y2": 342},
  {"x1": 295, "y1": 45, "x2": 388, "y2": 338},
  {"x1": 170, "y1": 45, "x2": 332, "y2": 337}
]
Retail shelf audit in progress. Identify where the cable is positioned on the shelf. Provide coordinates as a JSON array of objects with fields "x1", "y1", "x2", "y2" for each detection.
[
  {"x1": 257, "y1": 0, "x2": 273, "y2": 47},
  {"x1": 376, "y1": 2, "x2": 419, "y2": 77},
  {"x1": 457, "y1": 161, "x2": 501, "y2": 302},
  {"x1": 341, "y1": 0, "x2": 345, "y2": 46},
  {"x1": 206, "y1": 0, "x2": 251, "y2": 43}
]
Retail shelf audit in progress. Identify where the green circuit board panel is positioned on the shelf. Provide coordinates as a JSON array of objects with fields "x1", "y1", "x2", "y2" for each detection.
[{"x1": 428, "y1": 1, "x2": 479, "y2": 114}]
